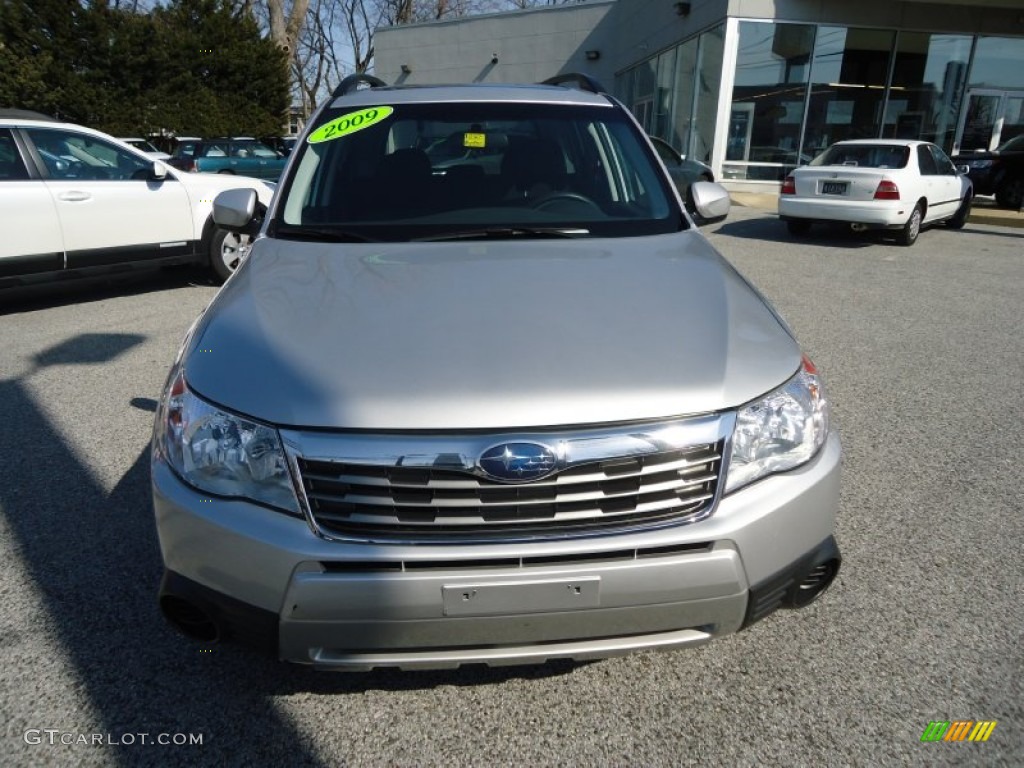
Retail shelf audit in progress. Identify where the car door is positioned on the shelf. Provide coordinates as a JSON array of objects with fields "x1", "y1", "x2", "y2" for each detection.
[
  {"x1": 233, "y1": 141, "x2": 284, "y2": 180},
  {"x1": 0, "y1": 127, "x2": 65, "y2": 279},
  {"x1": 914, "y1": 144, "x2": 945, "y2": 223},
  {"x1": 928, "y1": 144, "x2": 966, "y2": 217},
  {"x1": 25, "y1": 127, "x2": 194, "y2": 269}
]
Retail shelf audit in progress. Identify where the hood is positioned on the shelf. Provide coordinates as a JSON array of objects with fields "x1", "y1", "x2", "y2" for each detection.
[
  {"x1": 185, "y1": 233, "x2": 800, "y2": 430},
  {"x1": 170, "y1": 167, "x2": 275, "y2": 206}
]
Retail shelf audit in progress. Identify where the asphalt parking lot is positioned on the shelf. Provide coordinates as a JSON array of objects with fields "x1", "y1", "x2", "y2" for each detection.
[{"x1": 0, "y1": 206, "x2": 1020, "y2": 767}]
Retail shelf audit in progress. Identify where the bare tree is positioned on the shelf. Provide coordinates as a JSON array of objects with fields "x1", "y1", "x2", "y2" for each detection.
[{"x1": 266, "y1": 0, "x2": 311, "y2": 57}]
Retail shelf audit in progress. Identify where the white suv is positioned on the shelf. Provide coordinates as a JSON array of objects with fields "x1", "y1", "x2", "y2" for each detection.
[{"x1": 0, "y1": 111, "x2": 274, "y2": 289}]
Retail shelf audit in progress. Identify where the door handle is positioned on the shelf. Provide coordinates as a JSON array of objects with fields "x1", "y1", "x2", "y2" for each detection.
[{"x1": 57, "y1": 191, "x2": 91, "y2": 202}]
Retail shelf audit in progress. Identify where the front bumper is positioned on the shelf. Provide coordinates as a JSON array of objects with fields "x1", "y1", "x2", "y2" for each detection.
[{"x1": 152, "y1": 433, "x2": 841, "y2": 670}]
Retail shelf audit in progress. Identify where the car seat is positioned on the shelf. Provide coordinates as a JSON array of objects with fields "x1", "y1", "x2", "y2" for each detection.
[{"x1": 501, "y1": 139, "x2": 567, "y2": 201}]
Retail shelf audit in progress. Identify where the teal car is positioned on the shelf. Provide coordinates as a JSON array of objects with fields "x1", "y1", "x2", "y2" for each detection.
[{"x1": 168, "y1": 137, "x2": 286, "y2": 180}]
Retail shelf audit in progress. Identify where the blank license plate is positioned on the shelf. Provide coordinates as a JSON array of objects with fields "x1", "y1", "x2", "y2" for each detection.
[
  {"x1": 442, "y1": 577, "x2": 600, "y2": 616},
  {"x1": 821, "y1": 182, "x2": 848, "y2": 195}
]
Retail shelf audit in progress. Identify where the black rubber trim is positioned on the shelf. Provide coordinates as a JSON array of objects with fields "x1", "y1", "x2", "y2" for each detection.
[
  {"x1": 740, "y1": 536, "x2": 841, "y2": 630},
  {"x1": 159, "y1": 570, "x2": 279, "y2": 656},
  {"x1": 67, "y1": 241, "x2": 196, "y2": 269},
  {"x1": 0, "y1": 251, "x2": 63, "y2": 278}
]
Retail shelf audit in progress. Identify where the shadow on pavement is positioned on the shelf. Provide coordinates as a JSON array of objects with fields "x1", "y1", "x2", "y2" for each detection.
[
  {"x1": 1, "y1": 332, "x2": 585, "y2": 765},
  {"x1": 0, "y1": 266, "x2": 215, "y2": 317},
  {"x1": 706, "y1": 215, "x2": 876, "y2": 249},
  {"x1": 0, "y1": 333, "x2": 323, "y2": 766}
]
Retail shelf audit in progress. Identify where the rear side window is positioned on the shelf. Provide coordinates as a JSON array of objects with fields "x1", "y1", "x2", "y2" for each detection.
[
  {"x1": 811, "y1": 144, "x2": 910, "y2": 169},
  {"x1": 917, "y1": 145, "x2": 938, "y2": 175},
  {"x1": 0, "y1": 129, "x2": 29, "y2": 180}
]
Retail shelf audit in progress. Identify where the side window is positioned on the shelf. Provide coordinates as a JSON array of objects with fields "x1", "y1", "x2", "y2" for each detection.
[
  {"x1": 916, "y1": 145, "x2": 938, "y2": 176},
  {"x1": 26, "y1": 128, "x2": 151, "y2": 181},
  {"x1": 929, "y1": 145, "x2": 956, "y2": 175},
  {"x1": 0, "y1": 129, "x2": 30, "y2": 180}
]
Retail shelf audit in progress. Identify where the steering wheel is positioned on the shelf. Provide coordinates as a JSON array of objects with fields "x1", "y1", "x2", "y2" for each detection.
[{"x1": 532, "y1": 191, "x2": 601, "y2": 212}]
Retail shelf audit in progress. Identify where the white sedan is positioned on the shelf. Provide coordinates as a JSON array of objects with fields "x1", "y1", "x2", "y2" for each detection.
[
  {"x1": 0, "y1": 113, "x2": 275, "y2": 290},
  {"x1": 778, "y1": 139, "x2": 973, "y2": 246}
]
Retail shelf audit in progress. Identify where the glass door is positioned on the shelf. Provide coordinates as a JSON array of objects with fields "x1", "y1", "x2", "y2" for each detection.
[{"x1": 955, "y1": 89, "x2": 1024, "y2": 152}]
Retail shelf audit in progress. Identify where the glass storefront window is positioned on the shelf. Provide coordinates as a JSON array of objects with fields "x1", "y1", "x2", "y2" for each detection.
[
  {"x1": 629, "y1": 59, "x2": 658, "y2": 134},
  {"x1": 691, "y1": 23, "x2": 724, "y2": 164},
  {"x1": 888, "y1": 33, "x2": 971, "y2": 153},
  {"x1": 722, "y1": 21, "x2": 815, "y2": 182},
  {"x1": 803, "y1": 27, "x2": 895, "y2": 158},
  {"x1": 970, "y1": 37, "x2": 1024, "y2": 90},
  {"x1": 653, "y1": 48, "x2": 677, "y2": 141},
  {"x1": 669, "y1": 37, "x2": 698, "y2": 158}
]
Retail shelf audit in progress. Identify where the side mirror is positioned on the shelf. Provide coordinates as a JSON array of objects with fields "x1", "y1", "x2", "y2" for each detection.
[
  {"x1": 957, "y1": 164, "x2": 971, "y2": 175},
  {"x1": 151, "y1": 161, "x2": 167, "y2": 180},
  {"x1": 688, "y1": 181, "x2": 731, "y2": 223},
  {"x1": 213, "y1": 188, "x2": 258, "y2": 232}
]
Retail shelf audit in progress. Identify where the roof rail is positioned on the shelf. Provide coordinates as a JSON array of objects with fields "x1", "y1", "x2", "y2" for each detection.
[
  {"x1": 330, "y1": 74, "x2": 388, "y2": 100},
  {"x1": 540, "y1": 73, "x2": 606, "y2": 94}
]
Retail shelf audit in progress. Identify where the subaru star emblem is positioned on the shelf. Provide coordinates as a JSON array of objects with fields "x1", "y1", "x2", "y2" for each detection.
[{"x1": 479, "y1": 442, "x2": 558, "y2": 482}]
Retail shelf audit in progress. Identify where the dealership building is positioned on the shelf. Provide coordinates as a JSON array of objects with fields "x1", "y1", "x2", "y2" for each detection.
[{"x1": 375, "y1": 0, "x2": 1024, "y2": 189}]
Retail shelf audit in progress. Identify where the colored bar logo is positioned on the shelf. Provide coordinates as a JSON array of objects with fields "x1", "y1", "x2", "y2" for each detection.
[{"x1": 920, "y1": 720, "x2": 997, "y2": 742}]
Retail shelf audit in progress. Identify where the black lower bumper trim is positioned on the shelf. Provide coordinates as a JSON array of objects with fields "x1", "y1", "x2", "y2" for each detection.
[
  {"x1": 159, "y1": 570, "x2": 279, "y2": 656},
  {"x1": 741, "y1": 536, "x2": 841, "y2": 630}
]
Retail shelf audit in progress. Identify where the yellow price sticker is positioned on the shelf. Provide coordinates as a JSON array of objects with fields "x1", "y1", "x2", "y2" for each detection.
[
  {"x1": 307, "y1": 106, "x2": 394, "y2": 144},
  {"x1": 463, "y1": 132, "x2": 486, "y2": 148}
]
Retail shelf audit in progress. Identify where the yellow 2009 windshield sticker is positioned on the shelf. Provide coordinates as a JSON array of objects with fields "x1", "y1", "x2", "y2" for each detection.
[
  {"x1": 307, "y1": 106, "x2": 394, "y2": 144},
  {"x1": 464, "y1": 132, "x2": 486, "y2": 148}
]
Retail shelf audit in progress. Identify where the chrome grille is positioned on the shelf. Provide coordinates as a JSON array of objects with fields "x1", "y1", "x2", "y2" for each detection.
[{"x1": 295, "y1": 441, "x2": 722, "y2": 540}]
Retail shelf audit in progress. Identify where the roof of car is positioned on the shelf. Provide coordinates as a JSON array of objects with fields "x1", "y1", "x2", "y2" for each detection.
[{"x1": 326, "y1": 83, "x2": 613, "y2": 110}]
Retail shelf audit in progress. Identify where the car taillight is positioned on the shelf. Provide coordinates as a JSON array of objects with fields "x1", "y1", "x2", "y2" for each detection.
[
  {"x1": 874, "y1": 180, "x2": 900, "y2": 200},
  {"x1": 781, "y1": 176, "x2": 796, "y2": 195}
]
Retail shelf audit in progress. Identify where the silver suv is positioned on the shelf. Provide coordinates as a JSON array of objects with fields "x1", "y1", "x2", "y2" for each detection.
[{"x1": 152, "y1": 74, "x2": 841, "y2": 670}]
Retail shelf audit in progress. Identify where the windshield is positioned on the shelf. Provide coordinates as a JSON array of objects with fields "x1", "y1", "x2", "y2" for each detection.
[
  {"x1": 273, "y1": 101, "x2": 682, "y2": 241},
  {"x1": 809, "y1": 143, "x2": 910, "y2": 169}
]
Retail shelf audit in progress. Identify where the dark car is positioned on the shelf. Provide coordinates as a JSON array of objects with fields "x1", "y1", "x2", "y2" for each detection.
[
  {"x1": 953, "y1": 134, "x2": 1024, "y2": 209},
  {"x1": 648, "y1": 136, "x2": 718, "y2": 216},
  {"x1": 260, "y1": 136, "x2": 298, "y2": 156},
  {"x1": 167, "y1": 137, "x2": 287, "y2": 180}
]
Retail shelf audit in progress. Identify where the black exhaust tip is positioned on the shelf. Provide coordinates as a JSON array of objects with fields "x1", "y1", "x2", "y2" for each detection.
[{"x1": 160, "y1": 594, "x2": 220, "y2": 643}]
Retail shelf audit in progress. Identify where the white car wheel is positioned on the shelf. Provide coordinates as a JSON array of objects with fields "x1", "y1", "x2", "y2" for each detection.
[
  {"x1": 210, "y1": 228, "x2": 251, "y2": 282},
  {"x1": 898, "y1": 204, "x2": 922, "y2": 246}
]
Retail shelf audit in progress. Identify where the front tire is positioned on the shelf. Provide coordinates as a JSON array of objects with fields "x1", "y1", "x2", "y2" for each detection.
[
  {"x1": 209, "y1": 228, "x2": 250, "y2": 283},
  {"x1": 787, "y1": 219, "x2": 812, "y2": 235},
  {"x1": 898, "y1": 203, "x2": 923, "y2": 246}
]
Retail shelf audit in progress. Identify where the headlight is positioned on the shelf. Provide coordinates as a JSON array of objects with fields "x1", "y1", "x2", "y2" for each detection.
[
  {"x1": 968, "y1": 159, "x2": 993, "y2": 169},
  {"x1": 155, "y1": 369, "x2": 301, "y2": 515},
  {"x1": 725, "y1": 356, "x2": 829, "y2": 492}
]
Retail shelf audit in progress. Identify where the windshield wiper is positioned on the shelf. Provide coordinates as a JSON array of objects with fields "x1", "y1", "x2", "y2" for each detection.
[
  {"x1": 273, "y1": 224, "x2": 377, "y2": 243},
  {"x1": 414, "y1": 227, "x2": 590, "y2": 242}
]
